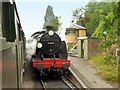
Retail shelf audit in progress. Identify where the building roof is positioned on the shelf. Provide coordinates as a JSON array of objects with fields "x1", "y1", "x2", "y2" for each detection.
[{"x1": 69, "y1": 23, "x2": 86, "y2": 30}]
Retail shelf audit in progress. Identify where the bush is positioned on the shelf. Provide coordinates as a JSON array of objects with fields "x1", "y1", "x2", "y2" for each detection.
[
  {"x1": 104, "y1": 53, "x2": 117, "y2": 65},
  {"x1": 89, "y1": 53, "x2": 118, "y2": 84}
]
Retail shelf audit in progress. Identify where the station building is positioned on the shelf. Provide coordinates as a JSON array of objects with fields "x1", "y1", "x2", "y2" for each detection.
[{"x1": 65, "y1": 23, "x2": 99, "y2": 60}]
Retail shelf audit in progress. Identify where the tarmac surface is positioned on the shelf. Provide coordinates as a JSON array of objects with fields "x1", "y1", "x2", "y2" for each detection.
[{"x1": 68, "y1": 56, "x2": 117, "y2": 88}]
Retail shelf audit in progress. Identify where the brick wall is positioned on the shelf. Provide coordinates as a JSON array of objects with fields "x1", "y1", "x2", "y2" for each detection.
[
  {"x1": 78, "y1": 37, "x2": 99, "y2": 60},
  {"x1": 88, "y1": 38, "x2": 99, "y2": 59},
  {"x1": 84, "y1": 38, "x2": 99, "y2": 59}
]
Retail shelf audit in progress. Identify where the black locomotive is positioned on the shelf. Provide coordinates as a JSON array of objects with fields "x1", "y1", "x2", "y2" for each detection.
[{"x1": 32, "y1": 26, "x2": 70, "y2": 76}]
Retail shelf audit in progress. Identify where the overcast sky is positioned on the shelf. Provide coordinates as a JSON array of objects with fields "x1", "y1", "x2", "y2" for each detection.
[{"x1": 16, "y1": 0, "x2": 89, "y2": 40}]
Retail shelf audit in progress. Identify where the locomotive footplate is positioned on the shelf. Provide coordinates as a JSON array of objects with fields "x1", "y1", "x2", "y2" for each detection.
[{"x1": 32, "y1": 59, "x2": 70, "y2": 70}]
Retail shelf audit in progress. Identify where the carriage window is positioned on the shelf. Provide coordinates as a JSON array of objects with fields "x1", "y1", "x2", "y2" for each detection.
[
  {"x1": 2, "y1": 2, "x2": 16, "y2": 42},
  {"x1": 20, "y1": 30, "x2": 25, "y2": 41},
  {"x1": 17, "y1": 23, "x2": 21, "y2": 41},
  {"x1": 0, "y1": 1, "x2": 2, "y2": 37},
  {"x1": 17, "y1": 23, "x2": 24, "y2": 41}
]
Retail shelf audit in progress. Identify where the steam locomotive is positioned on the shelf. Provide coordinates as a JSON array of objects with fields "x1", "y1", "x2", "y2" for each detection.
[{"x1": 31, "y1": 26, "x2": 70, "y2": 76}]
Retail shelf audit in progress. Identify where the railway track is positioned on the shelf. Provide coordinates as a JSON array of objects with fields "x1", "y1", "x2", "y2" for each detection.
[
  {"x1": 40, "y1": 79, "x2": 46, "y2": 90},
  {"x1": 24, "y1": 69, "x2": 86, "y2": 89},
  {"x1": 62, "y1": 75, "x2": 80, "y2": 90},
  {"x1": 22, "y1": 60, "x2": 87, "y2": 89}
]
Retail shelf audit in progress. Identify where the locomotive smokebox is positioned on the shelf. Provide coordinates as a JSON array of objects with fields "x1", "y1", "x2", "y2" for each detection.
[{"x1": 40, "y1": 29, "x2": 61, "y2": 55}]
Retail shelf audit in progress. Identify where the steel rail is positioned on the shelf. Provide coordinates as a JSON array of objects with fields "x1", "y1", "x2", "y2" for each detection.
[
  {"x1": 40, "y1": 80, "x2": 46, "y2": 90},
  {"x1": 64, "y1": 74, "x2": 80, "y2": 89},
  {"x1": 62, "y1": 75, "x2": 80, "y2": 90}
]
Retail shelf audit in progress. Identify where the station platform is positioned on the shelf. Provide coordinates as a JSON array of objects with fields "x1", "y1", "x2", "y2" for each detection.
[{"x1": 68, "y1": 56, "x2": 115, "y2": 88}]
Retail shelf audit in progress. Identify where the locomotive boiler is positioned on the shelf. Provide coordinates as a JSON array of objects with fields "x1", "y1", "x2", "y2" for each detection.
[{"x1": 31, "y1": 26, "x2": 70, "y2": 76}]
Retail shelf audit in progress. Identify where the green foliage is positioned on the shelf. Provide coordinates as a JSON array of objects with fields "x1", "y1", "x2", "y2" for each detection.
[
  {"x1": 72, "y1": 7, "x2": 85, "y2": 26},
  {"x1": 86, "y1": 2, "x2": 118, "y2": 46},
  {"x1": 90, "y1": 53, "x2": 118, "y2": 84},
  {"x1": 73, "y1": 1, "x2": 119, "y2": 85},
  {"x1": 50, "y1": 16, "x2": 62, "y2": 31},
  {"x1": 43, "y1": 5, "x2": 61, "y2": 31},
  {"x1": 73, "y1": 1, "x2": 119, "y2": 52},
  {"x1": 104, "y1": 53, "x2": 117, "y2": 65},
  {"x1": 73, "y1": 2, "x2": 119, "y2": 44}
]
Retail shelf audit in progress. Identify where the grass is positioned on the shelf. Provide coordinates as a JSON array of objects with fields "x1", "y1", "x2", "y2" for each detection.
[{"x1": 89, "y1": 53, "x2": 118, "y2": 85}]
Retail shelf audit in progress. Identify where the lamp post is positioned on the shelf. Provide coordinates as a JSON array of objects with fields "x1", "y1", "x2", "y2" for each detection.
[{"x1": 103, "y1": 31, "x2": 107, "y2": 52}]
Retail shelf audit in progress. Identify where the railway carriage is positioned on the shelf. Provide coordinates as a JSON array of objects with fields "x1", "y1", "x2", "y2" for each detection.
[
  {"x1": 0, "y1": 0, "x2": 26, "y2": 88},
  {"x1": 31, "y1": 26, "x2": 70, "y2": 76}
]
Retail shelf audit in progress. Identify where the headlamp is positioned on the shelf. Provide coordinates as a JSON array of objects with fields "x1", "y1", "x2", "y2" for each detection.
[
  {"x1": 48, "y1": 30, "x2": 54, "y2": 36},
  {"x1": 37, "y1": 43, "x2": 42, "y2": 48}
]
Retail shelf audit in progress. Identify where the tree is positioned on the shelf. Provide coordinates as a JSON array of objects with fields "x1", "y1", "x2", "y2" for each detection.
[
  {"x1": 43, "y1": 5, "x2": 61, "y2": 31},
  {"x1": 72, "y1": 7, "x2": 85, "y2": 26},
  {"x1": 72, "y1": 1, "x2": 119, "y2": 52}
]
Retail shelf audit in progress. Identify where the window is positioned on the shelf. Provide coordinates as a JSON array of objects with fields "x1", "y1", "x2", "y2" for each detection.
[
  {"x1": 2, "y1": 2, "x2": 16, "y2": 42},
  {"x1": 0, "y1": 1, "x2": 2, "y2": 37},
  {"x1": 18, "y1": 23, "x2": 21, "y2": 41},
  {"x1": 65, "y1": 30, "x2": 76, "y2": 35}
]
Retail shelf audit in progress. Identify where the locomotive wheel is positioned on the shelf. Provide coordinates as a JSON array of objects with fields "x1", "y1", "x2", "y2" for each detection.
[
  {"x1": 63, "y1": 69, "x2": 69, "y2": 75},
  {"x1": 58, "y1": 70, "x2": 63, "y2": 78},
  {"x1": 60, "y1": 70, "x2": 63, "y2": 76}
]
